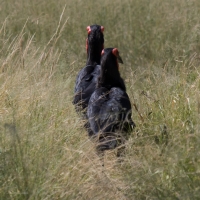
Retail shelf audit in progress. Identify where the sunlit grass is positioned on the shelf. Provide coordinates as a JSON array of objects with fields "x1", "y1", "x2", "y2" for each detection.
[{"x1": 0, "y1": 0, "x2": 200, "y2": 199}]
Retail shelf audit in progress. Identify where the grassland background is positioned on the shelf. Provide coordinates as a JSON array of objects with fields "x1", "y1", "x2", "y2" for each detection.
[{"x1": 0, "y1": 0, "x2": 200, "y2": 199}]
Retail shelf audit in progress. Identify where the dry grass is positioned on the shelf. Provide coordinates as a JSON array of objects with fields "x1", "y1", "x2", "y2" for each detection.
[{"x1": 0, "y1": 0, "x2": 200, "y2": 199}]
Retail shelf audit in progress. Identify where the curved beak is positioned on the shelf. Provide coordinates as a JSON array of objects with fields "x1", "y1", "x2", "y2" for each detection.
[{"x1": 117, "y1": 55, "x2": 123, "y2": 64}]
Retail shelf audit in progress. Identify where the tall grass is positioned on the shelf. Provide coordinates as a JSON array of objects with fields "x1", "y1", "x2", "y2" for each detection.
[{"x1": 0, "y1": 0, "x2": 200, "y2": 199}]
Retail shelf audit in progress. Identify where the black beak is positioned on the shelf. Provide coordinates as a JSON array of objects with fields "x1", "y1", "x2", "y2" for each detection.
[{"x1": 117, "y1": 55, "x2": 123, "y2": 64}]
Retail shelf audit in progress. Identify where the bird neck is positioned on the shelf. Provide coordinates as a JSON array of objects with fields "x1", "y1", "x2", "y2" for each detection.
[
  {"x1": 98, "y1": 69, "x2": 126, "y2": 91},
  {"x1": 86, "y1": 45, "x2": 102, "y2": 66}
]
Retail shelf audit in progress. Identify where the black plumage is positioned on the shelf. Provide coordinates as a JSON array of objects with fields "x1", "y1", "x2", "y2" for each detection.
[
  {"x1": 87, "y1": 48, "x2": 135, "y2": 154},
  {"x1": 73, "y1": 25, "x2": 104, "y2": 116}
]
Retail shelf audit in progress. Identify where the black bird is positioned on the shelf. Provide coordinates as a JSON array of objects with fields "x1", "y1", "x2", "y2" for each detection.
[
  {"x1": 87, "y1": 48, "x2": 135, "y2": 157},
  {"x1": 73, "y1": 25, "x2": 104, "y2": 116}
]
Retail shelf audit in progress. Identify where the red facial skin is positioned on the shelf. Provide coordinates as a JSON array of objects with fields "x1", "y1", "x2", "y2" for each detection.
[
  {"x1": 112, "y1": 48, "x2": 119, "y2": 57},
  {"x1": 112, "y1": 48, "x2": 120, "y2": 70},
  {"x1": 86, "y1": 26, "x2": 91, "y2": 34}
]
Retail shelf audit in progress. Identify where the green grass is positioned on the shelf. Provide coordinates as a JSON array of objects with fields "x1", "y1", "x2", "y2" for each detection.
[{"x1": 0, "y1": 0, "x2": 200, "y2": 199}]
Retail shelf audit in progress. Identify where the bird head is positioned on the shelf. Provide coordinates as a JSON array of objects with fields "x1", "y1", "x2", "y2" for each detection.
[
  {"x1": 86, "y1": 25, "x2": 104, "y2": 55},
  {"x1": 101, "y1": 48, "x2": 123, "y2": 71},
  {"x1": 97, "y1": 48, "x2": 124, "y2": 88}
]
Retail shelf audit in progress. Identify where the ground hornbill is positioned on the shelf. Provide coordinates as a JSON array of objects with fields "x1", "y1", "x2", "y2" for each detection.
[
  {"x1": 73, "y1": 25, "x2": 104, "y2": 117},
  {"x1": 87, "y1": 48, "x2": 135, "y2": 158}
]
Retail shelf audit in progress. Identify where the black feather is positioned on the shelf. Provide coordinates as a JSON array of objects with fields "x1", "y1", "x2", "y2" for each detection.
[{"x1": 87, "y1": 48, "x2": 136, "y2": 153}]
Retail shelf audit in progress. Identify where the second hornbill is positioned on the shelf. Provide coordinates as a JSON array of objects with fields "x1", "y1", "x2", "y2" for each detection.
[
  {"x1": 73, "y1": 25, "x2": 104, "y2": 117},
  {"x1": 87, "y1": 48, "x2": 135, "y2": 158}
]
